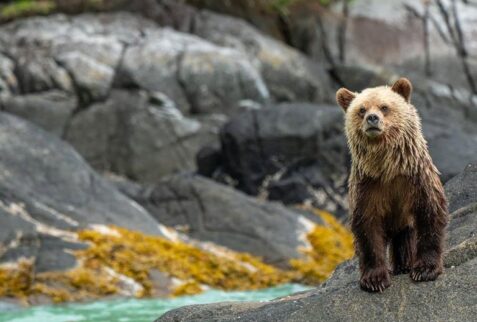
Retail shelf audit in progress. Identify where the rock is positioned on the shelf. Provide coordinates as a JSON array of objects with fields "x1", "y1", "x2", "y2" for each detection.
[
  {"x1": 0, "y1": 12, "x2": 288, "y2": 178},
  {"x1": 0, "y1": 12, "x2": 271, "y2": 115},
  {"x1": 113, "y1": 174, "x2": 321, "y2": 267},
  {"x1": 0, "y1": 113, "x2": 161, "y2": 271},
  {"x1": 0, "y1": 54, "x2": 18, "y2": 95},
  {"x1": 445, "y1": 163, "x2": 477, "y2": 213},
  {"x1": 65, "y1": 90, "x2": 226, "y2": 182},
  {"x1": 191, "y1": 10, "x2": 332, "y2": 103},
  {"x1": 56, "y1": 52, "x2": 114, "y2": 104},
  {"x1": 157, "y1": 164, "x2": 477, "y2": 322},
  {"x1": 330, "y1": 64, "x2": 397, "y2": 92},
  {"x1": 201, "y1": 103, "x2": 349, "y2": 217},
  {"x1": 118, "y1": 27, "x2": 269, "y2": 114},
  {"x1": 0, "y1": 90, "x2": 76, "y2": 136}
]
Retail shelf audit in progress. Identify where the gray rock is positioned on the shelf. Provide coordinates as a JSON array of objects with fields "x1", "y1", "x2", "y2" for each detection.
[
  {"x1": 445, "y1": 161, "x2": 477, "y2": 215},
  {"x1": 157, "y1": 164, "x2": 477, "y2": 322},
  {"x1": 114, "y1": 174, "x2": 321, "y2": 267},
  {"x1": 119, "y1": 28, "x2": 269, "y2": 114},
  {"x1": 0, "y1": 54, "x2": 18, "y2": 95},
  {"x1": 0, "y1": 90, "x2": 76, "y2": 136},
  {"x1": 201, "y1": 103, "x2": 349, "y2": 217},
  {"x1": 56, "y1": 52, "x2": 114, "y2": 104},
  {"x1": 0, "y1": 113, "x2": 161, "y2": 271},
  {"x1": 65, "y1": 90, "x2": 226, "y2": 182},
  {"x1": 192, "y1": 10, "x2": 332, "y2": 103}
]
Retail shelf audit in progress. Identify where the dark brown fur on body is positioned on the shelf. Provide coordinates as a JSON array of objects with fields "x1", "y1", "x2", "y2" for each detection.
[{"x1": 336, "y1": 78, "x2": 448, "y2": 293}]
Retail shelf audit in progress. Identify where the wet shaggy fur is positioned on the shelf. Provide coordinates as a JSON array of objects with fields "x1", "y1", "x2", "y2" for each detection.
[{"x1": 336, "y1": 78, "x2": 448, "y2": 293}]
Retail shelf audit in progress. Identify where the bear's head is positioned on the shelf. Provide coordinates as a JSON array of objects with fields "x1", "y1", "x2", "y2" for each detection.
[{"x1": 336, "y1": 78, "x2": 415, "y2": 142}]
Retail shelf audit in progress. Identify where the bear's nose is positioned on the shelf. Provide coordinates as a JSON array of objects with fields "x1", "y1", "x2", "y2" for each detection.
[{"x1": 366, "y1": 114, "x2": 380, "y2": 126}]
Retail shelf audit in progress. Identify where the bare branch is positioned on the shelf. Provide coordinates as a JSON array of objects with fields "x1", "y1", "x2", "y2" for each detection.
[{"x1": 337, "y1": 0, "x2": 349, "y2": 63}]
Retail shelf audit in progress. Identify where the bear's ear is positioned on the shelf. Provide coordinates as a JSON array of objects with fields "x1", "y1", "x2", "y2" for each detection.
[
  {"x1": 336, "y1": 88, "x2": 356, "y2": 112},
  {"x1": 391, "y1": 77, "x2": 412, "y2": 102}
]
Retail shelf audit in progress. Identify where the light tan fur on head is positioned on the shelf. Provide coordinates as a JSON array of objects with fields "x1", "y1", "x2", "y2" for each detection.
[{"x1": 337, "y1": 78, "x2": 438, "y2": 182}]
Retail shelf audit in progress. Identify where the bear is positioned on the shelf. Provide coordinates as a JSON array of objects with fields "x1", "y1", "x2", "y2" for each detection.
[{"x1": 336, "y1": 77, "x2": 448, "y2": 292}]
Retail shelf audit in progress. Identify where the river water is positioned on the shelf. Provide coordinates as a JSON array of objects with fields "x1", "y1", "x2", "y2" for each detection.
[{"x1": 0, "y1": 284, "x2": 310, "y2": 322}]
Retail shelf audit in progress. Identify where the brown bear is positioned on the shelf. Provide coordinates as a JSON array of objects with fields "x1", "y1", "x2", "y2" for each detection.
[{"x1": 336, "y1": 78, "x2": 448, "y2": 292}]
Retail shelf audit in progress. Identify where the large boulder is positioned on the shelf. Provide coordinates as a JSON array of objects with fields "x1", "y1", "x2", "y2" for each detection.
[
  {"x1": 117, "y1": 27, "x2": 269, "y2": 114},
  {"x1": 113, "y1": 174, "x2": 320, "y2": 267},
  {"x1": 0, "y1": 113, "x2": 161, "y2": 272},
  {"x1": 190, "y1": 10, "x2": 332, "y2": 103},
  {"x1": 65, "y1": 90, "x2": 226, "y2": 182},
  {"x1": 157, "y1": 163, "x2": 477, "y2": 322},
  {"x1": 198, "y1": 103, "x2": 349, "y2": 217},
  {"x1": 0, "y1": 90, "x2": 76, "y2": 136}
]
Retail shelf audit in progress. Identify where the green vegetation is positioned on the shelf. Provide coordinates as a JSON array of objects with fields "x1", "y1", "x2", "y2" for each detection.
[{"x1": 0, "y1": 0, "x2": 56, "y2": 21}]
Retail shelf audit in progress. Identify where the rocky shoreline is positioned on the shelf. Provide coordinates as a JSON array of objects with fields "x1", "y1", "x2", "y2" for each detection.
[{"x1": 0, "y1": 0, "x2": 475, "y2": 316}]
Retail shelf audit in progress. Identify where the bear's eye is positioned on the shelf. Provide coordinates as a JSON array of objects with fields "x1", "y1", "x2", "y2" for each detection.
[
  {"x1": 380, "y1": 105, "x2": 389, "y2": 113},
  {"x1": 359, "y1": 107, "x2": 366, "y2": 116}
]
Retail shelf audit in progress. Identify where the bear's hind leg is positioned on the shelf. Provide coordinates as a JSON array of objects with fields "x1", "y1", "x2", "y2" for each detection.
[
  {"x1": 411, "y1": 181, "x2": 448, "y2": 282},
  {"x1": 391, "y1": 226, "x2": 416, "y2": 275}
]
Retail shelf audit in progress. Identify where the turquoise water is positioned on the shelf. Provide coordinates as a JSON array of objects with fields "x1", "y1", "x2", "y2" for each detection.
[{"x1": 0, "y1": 284, "x2": 310, "y2": 322}]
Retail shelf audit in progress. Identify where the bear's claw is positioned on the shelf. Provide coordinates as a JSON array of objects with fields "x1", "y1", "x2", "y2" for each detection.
[{"x1": 360, "y1": 267, "x2": 391, "y2": 293}]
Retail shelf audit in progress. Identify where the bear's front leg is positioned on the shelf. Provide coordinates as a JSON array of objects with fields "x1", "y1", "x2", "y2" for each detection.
[
  {"x1": 352, "y1": 213, "x2": 390, "y2": 292},
  {"x1": 411, "y1": 188, "x2": 448, "y2": 282}
]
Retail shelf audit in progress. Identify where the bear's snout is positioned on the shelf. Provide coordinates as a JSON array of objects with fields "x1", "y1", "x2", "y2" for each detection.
[{"x1": 366, "y1": 114, "x2": 380, "y2": 126}]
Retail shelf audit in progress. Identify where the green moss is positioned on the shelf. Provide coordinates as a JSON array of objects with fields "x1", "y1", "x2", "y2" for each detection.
[{"x1": 1, "y1": 0, "x2": 56, "y2": 21}]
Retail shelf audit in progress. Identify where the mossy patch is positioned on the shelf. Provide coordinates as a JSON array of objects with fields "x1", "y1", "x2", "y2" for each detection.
[
  {"x1": 0, "y1": 208, "x2": 353, "y2": 304},
  {"x1": 0, "y1": 226, "x2": 293, "y2": 304},
  {"x1": 290, "y1": 209, "x2": 354, "y2": 284},
  {"x1": 0, "y1": 0, "x2": 56, "y2": 21},
  {"x1": 76, "y1": 227, "x2": 293, "y2": 296}
]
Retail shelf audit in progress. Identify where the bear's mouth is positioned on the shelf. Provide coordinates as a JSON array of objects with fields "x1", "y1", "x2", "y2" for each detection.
[
  {"x1": 365, "y1": 127, "x2": 383, "y2": 137},
  {"x1": 366, "y1": 127, "x2": 382, "y2": 133}
]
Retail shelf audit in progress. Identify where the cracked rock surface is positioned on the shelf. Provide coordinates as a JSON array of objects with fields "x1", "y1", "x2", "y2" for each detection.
[{"x1": 157, "y1": 163, "x2": 477, "y2": 322}]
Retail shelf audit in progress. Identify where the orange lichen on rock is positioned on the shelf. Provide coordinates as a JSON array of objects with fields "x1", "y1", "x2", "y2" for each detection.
[
  {"x1": 290, "y1": 209, "x2": 354, "y2": 284},
  {"x1": 76, "y1": 226, "x2": 293, "y2": 297},
  {"x1": 0, "y1": 208, "x2": 353, "y2": 304}
]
